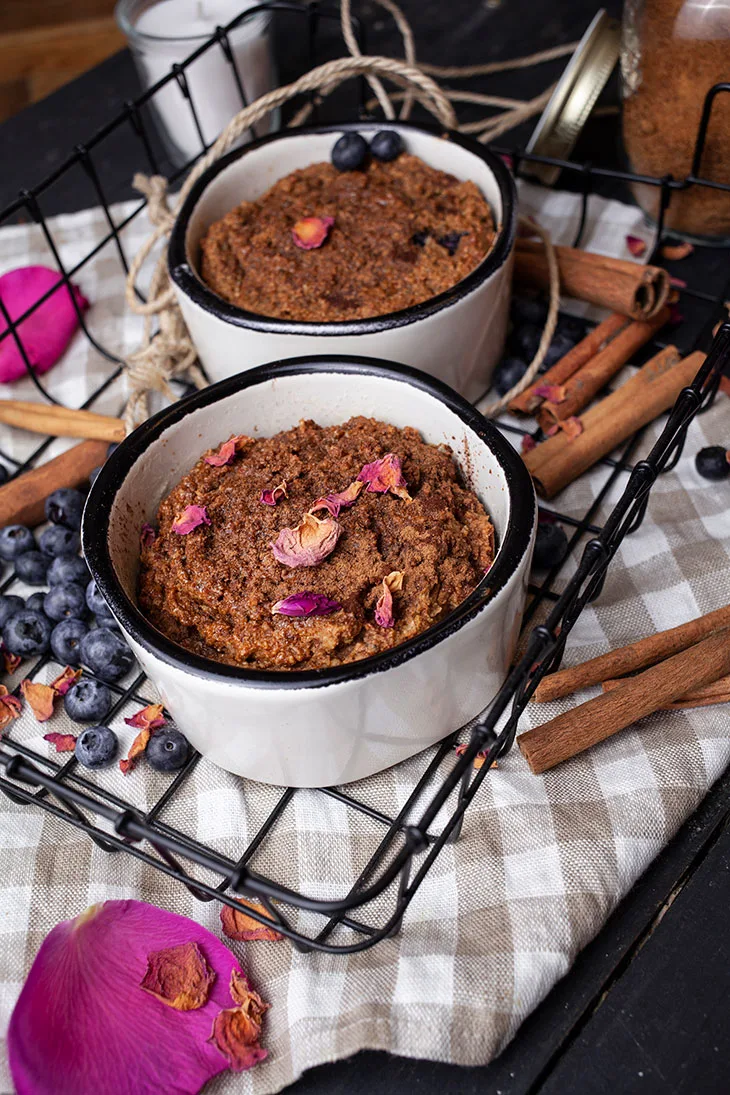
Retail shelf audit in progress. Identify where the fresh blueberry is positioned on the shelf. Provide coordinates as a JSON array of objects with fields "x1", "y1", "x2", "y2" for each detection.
[
  {"x1": 509, "y1": 322, "x2": 542, "y2": 363},
  {"x1": 0, "y1": 525, "x2": 35, "y2": 561},
  {"x1": 436, "y1": 231, "x2": 466, "y2": 256},
  {"x1": 74, "y1": 724, "x2": 118, "y2": 769},
  {"x1": 493, "y1": 356, "x2": 528, "y2": 396},
  {"x1": 541, "y1": 331, "x2": 577, "y2": 371},
  {"x1": 370, "y1": 129, "x2": 404, "y2": 162},
  {"x1": 331, "y1": 131, "x2": 368, "y2": 172},
  {"x1": 39, "y1": 525, "x2": 81, "y2": 557},
  {"x1": 89, "y1": 466, "x2": 103, "y2": 486},
  {"x1": 146, "y1": 727, "x2": 191, "y2": 772},
  {"x1": 556, "y1": 313, "x2": 587, "y2": 343},
  {"x1": 510, "y1": 295, "x2": 548, "y2": 327},
  {"x1": 64, "y1": 676, "x2": 112, "y2": 723},
  {"x1": 15, "y1": 551, "x2": 49, "y2": 585},
  {"x1": 25, "y1": 591, "x2": 46, "y2": 615},
  {"x1": 107, "y1": 442, "x2": 119, "y2": 457},
  {"x1": 0, "y1": 594, "x2": 24, "y2": 627},
  {"x1": 47, "y1": 554, "x2": 89, "y2": 587},
  {"x1": 3, "y1": 610, "x2": 52, "y2": 656},
  {"x1": 80, "y1": 627, "x2": 134, "y2": 683},
  {"x1": 50, "y1": 618, "x2": 89, "y2": 664},
  {"x1": 85, "y1": 579, "x2": 109, "y2": 617},
  {"x1": 45, "y1": 487, "x2": 85, "y2": 530},
  {"x1": 94, "y1": 608, "x2": 119, "y2": 632},
  {"x1": 44, "y1": 583, "x2": 87, "y2": 623},
  {"x1": 0, "y1": 464, "x2": 8, "y2": 486},
  {"x1": 695, "y1": 445, "x2": 729, "y2": 480},
  {"x1": 533, "y1": 521, "x2": 568, "y2": 570}
]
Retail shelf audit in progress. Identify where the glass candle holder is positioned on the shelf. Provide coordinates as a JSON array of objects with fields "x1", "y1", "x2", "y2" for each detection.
[{"x1": 116, "y1": 0, "x2": 278, "y2": 166}]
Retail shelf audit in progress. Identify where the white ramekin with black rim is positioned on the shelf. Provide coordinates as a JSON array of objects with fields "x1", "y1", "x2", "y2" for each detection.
[
  {"x1": 83, "y1": 357, "x2": 535, "y2": 787},
  {"x1": 168, "y1": 121, "x2": 517, "y2": 403}
]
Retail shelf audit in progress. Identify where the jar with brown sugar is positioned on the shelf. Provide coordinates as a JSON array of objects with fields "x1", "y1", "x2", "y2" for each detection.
[{"x1": 621, "y1": 0, "x2": 730, "y2": 241}]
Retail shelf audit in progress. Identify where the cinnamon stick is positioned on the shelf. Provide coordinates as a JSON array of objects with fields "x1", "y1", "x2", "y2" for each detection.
[
  {"x1": 519, "y1": 629, "x2": 730, "y2": 774},
  {"x1": 536, "y1": 307, "x2": 671, "y2": 427},
  {"x1": 532, "y1": 603, "x2": 730, "y2": 703},
  {"x1": 523, "y1": 350, "x2": 705, "y2": 498},
  {"x1": 513, "y1": 240, "x2": 672, "y2": 320},
  {"x1": 0, "y1": 401, "x2": 125, "y2": 443},
  {"x1": 602, "y1": 674, "x2": 730, "y2": 709},
  {"x1": 0, "y1": 439, "x2": 108, "y2": 528},
  {"x1": 509, "y1": 312, "x2": 631, "y2": 415}
]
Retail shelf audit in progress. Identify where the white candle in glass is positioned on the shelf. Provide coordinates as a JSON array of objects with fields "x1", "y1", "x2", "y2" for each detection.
[{"x1": 117, "y1": 0, "x2": 277, "y2": 164}]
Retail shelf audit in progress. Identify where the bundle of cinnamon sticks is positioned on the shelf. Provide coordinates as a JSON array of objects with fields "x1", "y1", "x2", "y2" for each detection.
[{"x1": 518, "y1": 605, "x2": 730, "y2": 774}]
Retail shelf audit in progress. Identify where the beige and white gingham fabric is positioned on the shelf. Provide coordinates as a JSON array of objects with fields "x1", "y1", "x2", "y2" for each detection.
[{"x1": 0, "y1": 192, "x2": 728, "y2": 1095}]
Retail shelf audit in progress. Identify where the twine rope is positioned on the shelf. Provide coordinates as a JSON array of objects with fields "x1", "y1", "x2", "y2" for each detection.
[{"x1": 122, "y1": 1, "x2": 565, "y2": 430}]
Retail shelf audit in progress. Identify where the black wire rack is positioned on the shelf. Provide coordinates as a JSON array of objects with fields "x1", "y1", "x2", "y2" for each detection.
[{"x1": 1, "y1": 2, "x2": 729, "y2": 954}]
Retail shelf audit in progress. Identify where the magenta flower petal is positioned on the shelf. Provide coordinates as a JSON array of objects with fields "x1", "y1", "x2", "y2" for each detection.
[
  {"x1": 140, "y1": 523, "x2": 156, "y2": 548},
  {"x1": 259, "y1": 480, "x2": 288, "y2": 506},
  {"x1": 0, "y1": 266, "x2": 89, "y2": 384},
  {"x1": 172, "y1": 505, "x2": 211, "y2": 535},
  {"x1": 625, "y1": 234, "x2": 647, "y2": 258},
  {"x1": 8, "y1": 900, "x2": 266, "y2": 1095},
  {"x1": 271, "y1": 592, "x2": 342, "y2": 617},
  {"x1": 309, "y1": 479, "x2": 364, "y2": 518},
  {"x1": 357, "y1": 453, "x2": 411, "y2": 501}
]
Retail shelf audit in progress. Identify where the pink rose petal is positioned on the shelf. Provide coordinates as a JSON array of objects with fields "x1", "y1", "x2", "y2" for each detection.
[
  {"x1": 374, "y1": 571, "x2": 404, "y2": 628},
  {"x1": 271, "y1": 592, "x2": 342, "y2": 617},
  {"x1": 0, "y1": 266, "x2": 89, "y2": 383},
  {"x1": 357, "y1": 453, "x2": 411, "y2": 501},
  {"x1": 521, "y1": 434, "x2": 537, "y2": 454},
  {"x1": 271, "y1": 512, "x2": 341, "y2": 568},
  {"x1": 625, "y1": 234, "x2": 647, "y2": 258},
  {"x1": 8, "y1": 900, "x2": 267, "y2": 1095},
  {"x1": 532, "y1": 384, "x2": 566, "y2": 403},
  {"x1": 292, "y1": 216, "x2": 334, "y2": 250},
  {"x1": 140, "y1": 523, "x2": 156, "y2": 548},
  {"x1": 203, "y1": 436, "x2": 251, "y2": 467},
  {"x1": 172, "y1": 505, "x2": 211, "y2": 535},
  {"x1": 259, "y1": 481, "x2": 288, "y2": 506},
  {"x1": 43, "y1": 731, "x2": 77, "y2": 753},
  {"x1": 309, "y1": 479, "x2": 364, "y2": 518}
]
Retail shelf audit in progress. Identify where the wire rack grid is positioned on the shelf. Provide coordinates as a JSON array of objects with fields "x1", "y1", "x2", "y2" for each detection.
[{"x1": 0, "y1": 2, "x2": 729, "y2": 953}]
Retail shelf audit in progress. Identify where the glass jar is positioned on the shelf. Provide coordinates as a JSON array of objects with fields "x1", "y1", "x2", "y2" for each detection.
[{"x1": 621, "y1": 0, "x2": 730, "y2": 241}]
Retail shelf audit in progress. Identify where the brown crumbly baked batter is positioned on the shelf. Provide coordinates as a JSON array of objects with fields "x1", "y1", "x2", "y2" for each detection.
[
  {"x1": 198, "y1": 154, "x2": 496, "y2": 322},
  {"x1": 139, "y1": 418, "x2": 495, "y2": 671}
]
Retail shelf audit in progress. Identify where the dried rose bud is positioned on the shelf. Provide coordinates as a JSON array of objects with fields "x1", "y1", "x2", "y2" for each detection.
[
  {"x1": 374, "y1": 570, "x2": 404, "y2": 628},
  {"x1": 172, "y1": 505, "x2": 211, "y2": 535},
  {"x1": 292, "y1": 216, "x2": 335, "y2": 251},
  {"x1": 625, "y1": 234, "x2": 647, "y2": 258},
  {"x1": 358, "y1": 453, "x2": 411, "y2": 501},
  {"x1": 271, "y1": 592, "x2": 342, "y2": 617},
  {"x1": 259, "y1": 481, "x2": 288, "y2": 507},
  {"x1": 140, "y1": 523, "x2": 156, "y2": 548},
  {"x1": 271, "y1": 511, "x2": 341, "y2": 568},
  {"x1": 309, "y1": 479, "x2": 364, "y2": 518}
]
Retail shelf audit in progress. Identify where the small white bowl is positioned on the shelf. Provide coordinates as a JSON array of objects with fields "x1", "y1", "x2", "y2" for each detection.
[
  {"x1": 168, "y1": 121, "x2": 517, "y2": 402},
  {"x1": 83, "y1": 358, "x2": 535, "y2": 787}
]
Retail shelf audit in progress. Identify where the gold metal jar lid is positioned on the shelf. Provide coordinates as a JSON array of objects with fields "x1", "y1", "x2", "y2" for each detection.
[{"x1": 525, "y1": 9, "x2": 620, "y2": 186}]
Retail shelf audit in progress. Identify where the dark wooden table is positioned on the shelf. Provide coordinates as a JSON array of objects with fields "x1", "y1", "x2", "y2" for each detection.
[{"x1": 2, "y1": 3, "x2": 728, "y2": 1092}]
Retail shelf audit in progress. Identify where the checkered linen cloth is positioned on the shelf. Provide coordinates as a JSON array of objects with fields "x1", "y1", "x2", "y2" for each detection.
[{"x1": 1, "y1": 188, "x2": 728, "y2": 1095}]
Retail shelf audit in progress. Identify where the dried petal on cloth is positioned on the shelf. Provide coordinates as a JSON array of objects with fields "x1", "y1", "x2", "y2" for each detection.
[{"x1": 220, "y1": 900, "x2": 284, "y2": 942}]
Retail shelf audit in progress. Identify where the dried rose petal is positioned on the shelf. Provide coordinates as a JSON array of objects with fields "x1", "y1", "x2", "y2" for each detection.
[
  {"x1": 533, "y1": 384, "x2": 567, "y2": 403},
  {"x1": 559, "y1": 416, "x2": 584, "y2": 440},
  {"x1": 119, "y1": 729, "x2": 151, "y2": 775},
  {"x1": 141, "y1": 941, "x2": 216, "y2": 1011},
  {"x1": 1, "y1": 644, "x2": 21, "y2": 676},
  {"x1": 271, "y1": 592, "x2": 342, "y2": 618},
  {"x1": 259, "y1": 480, "x2": 288, "y2": 506},
  {"x1": 51, "y1": 666, "x2": 82, "y2": 697},
  {"x1": 0, "y1": 684, "x2": 21, "y2": 733},
  {"x1": 140, "y1": 523, "x2": 156, "y2": 548},
  {"x1": 661, "y1": 241, "x2": 693, "y2": 261},
  {"x1": 209, "y1": 1007, "x2": 267, "y2": 1072},
  {"x1": 172, "y1": 505, "x2": 211, "y2": 535},
  {"x1": 309, "y1": 479, "x2": 364, "y2": 518},
  {"x1": 358, "y1": 453, "x2": 411, "y2": 501},
  {"x1": 521, "y1": 434, "x2": 537, "y2": 454},
  {"x1": 43, "y1": 731, "x2": 77, "y2": 753},
  {"x1": 670, "y1": 275, "x2": 687, "y2": 289},
  {"x1": 229, "y1": 970, "x2": 270, "y2": 1017},
  {"x1": 220, "y1": 900, "x2": 284, "y2": 942},
  {"x1": 0, "y1": 266, "x2": 89, "y2": 384},
  {"x1": 125, "y1": 703, "x2": 166, "y2": 731},
  {"x1": 271, "y1": 511, "x2": 341, "y2": 568},
  {"x1": 455, "y1": 742, "x2": 497, "y2": 770},
  {"x1": 374, "y1": 570, "x2": 404, "y2": 629},
  {"x1": 21, "y1": 680, "x2": 56, "y2": 722},
  {"x1": 625, "y1": 234, "x2": 647, "y2": 258},
  {"x1": 8, "y1": 900, "x2": 262, "y2": 1094},
  {"x1": 292, "y1": 215, "x2": 335, "y2": 250}
]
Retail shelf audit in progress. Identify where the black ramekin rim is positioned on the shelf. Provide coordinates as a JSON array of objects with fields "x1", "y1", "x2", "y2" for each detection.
[
  {"x1": 167, "y1": 120, "x2": 517, "y2": 337},
  {"x1": 82, "y1": 356, "x2": 536, "y2": 690}
]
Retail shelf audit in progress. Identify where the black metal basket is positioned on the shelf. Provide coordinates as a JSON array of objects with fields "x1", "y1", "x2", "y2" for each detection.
[{"x1": 1, "y1": 1, "x2": 729, "y2": 954}]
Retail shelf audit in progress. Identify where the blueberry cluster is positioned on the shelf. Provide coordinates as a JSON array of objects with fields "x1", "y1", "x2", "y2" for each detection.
[
  {"x1": 331, "y1": 129, "x2": 404, "y2": 172},
  {"x1": 492, "y1": 295, "x2": 588, "y2": 397},
  {"x1": 71, "y1": 722, "x2": 190, "y2": 772}
]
